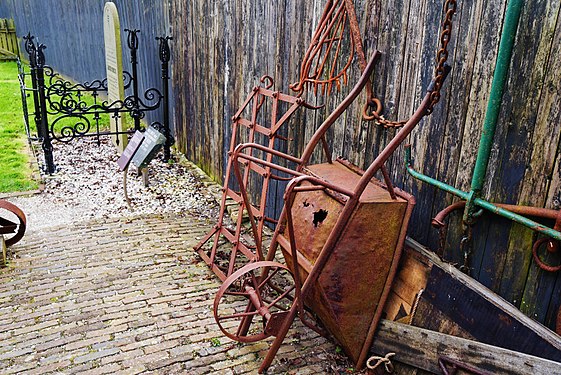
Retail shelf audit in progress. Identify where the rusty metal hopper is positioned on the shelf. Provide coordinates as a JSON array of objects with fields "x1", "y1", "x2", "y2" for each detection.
[{"x1": 276, "y1": 160, "x2": 415, "y2": 364}]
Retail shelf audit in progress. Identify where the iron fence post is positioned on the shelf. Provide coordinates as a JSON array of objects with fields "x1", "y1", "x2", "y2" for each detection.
[
  {"x1": 126, "y1": 29, "x2": 141, "y2": 131},
  {"x1": 157, "y1": 35, "x2": 173, "y2": 161},
  {"x1": 23, "y1": 34, "x2": 44, "y2": 139},
  {"x1": 35, "y1": 43, "x2": 55, "y2": 174}
]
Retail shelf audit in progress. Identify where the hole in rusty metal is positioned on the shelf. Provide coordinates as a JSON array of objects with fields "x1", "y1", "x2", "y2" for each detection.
[
  {"x1": 303, "y1": 200, "x2": 310, "y2": 207},
  {"x1": 312, "y1": 209, "x2": 328, "y2": 227}
]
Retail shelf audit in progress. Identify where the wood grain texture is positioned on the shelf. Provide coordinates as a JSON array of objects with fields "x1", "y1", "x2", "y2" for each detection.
[{"x1": 372, "y1": 319, "x2": 561, "y2": 375}]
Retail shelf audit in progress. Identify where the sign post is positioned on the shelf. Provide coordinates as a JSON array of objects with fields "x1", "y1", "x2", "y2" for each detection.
[{"x1": 103, "y1": 2, "x2": 128, "y2": 152}]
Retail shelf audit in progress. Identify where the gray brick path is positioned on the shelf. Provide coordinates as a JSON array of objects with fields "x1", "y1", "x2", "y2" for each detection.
[{"x1": 0, "y1": 213, "x2": 352, "y2": 374}]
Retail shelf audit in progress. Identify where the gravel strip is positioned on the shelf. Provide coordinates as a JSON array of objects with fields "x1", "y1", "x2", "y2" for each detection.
[{"x1": 7, "y1": 137, "x2": 219, "y2": 231}]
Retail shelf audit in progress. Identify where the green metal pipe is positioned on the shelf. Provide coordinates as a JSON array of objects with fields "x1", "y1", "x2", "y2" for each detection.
[
  {"x1": 465, "y1": 0, "x2": 524, "y2": 222},
  {"x1": 405, "y1": 147, "x2": 469, "y2": 200},
  {"x1": 405, "y1": 148, "x2": 561, "y2": 241}
]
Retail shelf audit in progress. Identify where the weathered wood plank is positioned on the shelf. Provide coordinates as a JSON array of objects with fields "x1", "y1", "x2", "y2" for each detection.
[
  {"x1": 371, "y1": 319, "x2": 561, "y2": 375},
  {"x1": 405, "y1": 238, "x2": 561, "y2": 362}
]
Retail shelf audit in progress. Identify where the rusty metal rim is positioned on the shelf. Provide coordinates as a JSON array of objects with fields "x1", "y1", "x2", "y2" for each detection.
[
  {"x1": 0, "y1": 199, "x2": 26, "y2": 247},
  {"x1": 213, "y1": 261, "x2": 293, "y2": 343}
]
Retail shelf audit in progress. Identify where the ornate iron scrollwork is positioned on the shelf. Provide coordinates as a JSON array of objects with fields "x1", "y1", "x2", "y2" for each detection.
[{"x1": 21, "y1": 31, "x2": 173, "y2": 173}]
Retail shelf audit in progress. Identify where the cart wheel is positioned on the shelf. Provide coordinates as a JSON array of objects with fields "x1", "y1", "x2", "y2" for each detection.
[
  {"x1": 0, "y1": 200, "x2": 26, "y2": 247},
  {"x1": 213, "y1": 261, "x2": 295, "y2": 343}
]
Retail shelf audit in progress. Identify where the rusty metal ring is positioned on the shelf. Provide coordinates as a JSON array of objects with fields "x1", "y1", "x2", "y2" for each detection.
[
  {"x1": 0, "y1": 199, "x2": 27, "y2": 247},
  {"x1": 362, "y1": 98, "x2": 382, "y2": 121},
  {"x1": 532, "y1": 238, "x2": 561, "y2": 272},
  {"x1": 213, "y1": 261, "x2": 294, "y2": 343}
]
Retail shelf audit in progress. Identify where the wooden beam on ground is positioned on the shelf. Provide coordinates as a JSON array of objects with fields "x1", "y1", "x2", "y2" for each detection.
[
  {"x1": 372, "y1": 319, "x2": 561, "y2": 374},
  {"x1": 404, "y1": 238, "x2": 561, "y2": 362}
]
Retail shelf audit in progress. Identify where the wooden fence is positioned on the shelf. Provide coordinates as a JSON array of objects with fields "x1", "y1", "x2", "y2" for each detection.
[
  {"x1": 0, "y1": 0, "x2": 170, "y2": 126},
  {"x1": 0, "y1": 18, "x2": 18, "y2": 59},
  {"x1": 1, "y1": 0, "x2": 560, "y2": 332},
  {"x1": 171, "y1": 0, "x2": 561, "y2": 332}
]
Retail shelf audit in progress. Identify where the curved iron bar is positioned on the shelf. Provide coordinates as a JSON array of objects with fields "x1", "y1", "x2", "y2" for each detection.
[
  {"x1": 50, "y1": 114, "x2": 92, "y2": 143},
  {"x1": 45, "y1": 67, "x2": 132, "y2": 93},
  {"x1": 432, "y1": 201, "x2": 560, "y2": 228},
  {"x1": 44, "y1": 87, "x2": 163, "y2": 117}
]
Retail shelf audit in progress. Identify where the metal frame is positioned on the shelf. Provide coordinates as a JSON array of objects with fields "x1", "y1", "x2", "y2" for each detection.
[
  {"x1": 193, "y1": 77, "x2": 321, "y2": 281},
  {"x1": 19, "y1": 31, "x2": 173, "y2": 174},
  {"x1": 216, "y1": 53, "x2": 449, "y2": 372}
]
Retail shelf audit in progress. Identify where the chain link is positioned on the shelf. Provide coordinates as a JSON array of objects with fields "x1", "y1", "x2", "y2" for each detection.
[
  {"x1": 459, "y1": 224, "x2": 473, "y2": 275},
  {"x1": 364, "y1": 0, "x2": 457, "y2": 127},
  {"x1": 427, "y1": 0, "x2": 457, "y2": 114}
]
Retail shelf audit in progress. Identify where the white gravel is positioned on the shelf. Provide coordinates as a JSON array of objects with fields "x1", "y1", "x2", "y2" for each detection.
[{"x1": 7, "y1": 137, "x2": 220, "y2": 231}]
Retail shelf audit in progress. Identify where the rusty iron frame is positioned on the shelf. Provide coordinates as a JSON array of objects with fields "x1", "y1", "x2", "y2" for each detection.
[
  {"x1": 217, "y1": 53, "x2": 449, "y2": 372},
  {"x1": 205, "y1": 0, "x2": 458, "y2": 370},
  {"x1": 193, "y1": 77, "x2": 320, "y2": 281},
  {"x1": 290, "y1": 0, "x2": 366, "y2": 97}
]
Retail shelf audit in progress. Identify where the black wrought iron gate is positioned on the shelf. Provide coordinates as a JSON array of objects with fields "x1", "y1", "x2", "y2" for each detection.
[{"x1": 18, "y1": 29, "x2": 173, "y2": 174}]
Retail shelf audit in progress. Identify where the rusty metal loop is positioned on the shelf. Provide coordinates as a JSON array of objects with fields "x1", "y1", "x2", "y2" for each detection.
[
  {"x1": 362, "y1": 97, "x2": 408, "y2": 128},
  {"x1": 532, "y1": 238, "x2": 561, "y2": 272},
  {"x1": 0, "y1": 199, "x2": 27, "y2": 247},
  {"x1": 260, "y1": 75, "x2": 274, "y2": 90},
  {"x1": 361, "y1": 98, "x2": 381, "y2": 121}
]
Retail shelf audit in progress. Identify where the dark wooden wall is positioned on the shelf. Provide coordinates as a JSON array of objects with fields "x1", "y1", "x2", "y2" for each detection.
[
  {"x1": 2, "y1": 0, "x2": 560, "y2": 332},
  {"x1": 0, "y1": 0, "x2": 170, "y2": 126},
  {"x1": 171, "y1": 0, "x2": 561, "y2": 332}
]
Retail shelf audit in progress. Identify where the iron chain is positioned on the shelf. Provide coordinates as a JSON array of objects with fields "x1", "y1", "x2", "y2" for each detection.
[
  {"x1": 365, "y1": 0, "x2": 457, "y2": 126},
  {"x1": 427, "y1": 0, "x2": 457, "y2": 115}
]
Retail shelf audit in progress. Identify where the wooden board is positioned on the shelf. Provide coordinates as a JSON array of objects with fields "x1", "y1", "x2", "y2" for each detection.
[
  {"x1": 371, "y1": 319, "x2": 561, "y2": 375},
  {"x1": 404, "y1": 238, "x2": 561, "y2": 363}
]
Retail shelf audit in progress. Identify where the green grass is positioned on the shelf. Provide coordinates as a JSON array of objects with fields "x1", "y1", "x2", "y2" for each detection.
[
  {"x1": 0, "y1": 60, "x2": 113, "y2": 193},
  {"x1": 0, "y1": 61, "x2": 37, "y2": 193}
]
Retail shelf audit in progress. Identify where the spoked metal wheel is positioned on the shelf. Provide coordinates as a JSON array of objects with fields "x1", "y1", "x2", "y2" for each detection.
[
  {"x1": 213, "y1": 261, "x2": 296, "y2": 343},
  {"x1": 0, "y1": 200, "x2": 26, "y2": 247}
]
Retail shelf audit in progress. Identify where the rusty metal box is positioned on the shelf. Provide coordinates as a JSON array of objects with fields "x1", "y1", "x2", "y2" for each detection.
[{"x1": 277, "y1": 160, "x2": 415, "y2": 364}]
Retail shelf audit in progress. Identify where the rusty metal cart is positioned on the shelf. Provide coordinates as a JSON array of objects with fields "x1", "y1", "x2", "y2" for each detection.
[
  {"x1": 212, "y1": 49, "x2": 452, "y2": 371},
  {"x1": 206, "y1": 0, "x2": 457, "y2": 371}
]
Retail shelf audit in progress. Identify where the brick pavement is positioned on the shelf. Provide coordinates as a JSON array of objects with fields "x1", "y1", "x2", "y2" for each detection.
[{"x1": 0, "y1": 212, "x2": 354, "y2": 374}]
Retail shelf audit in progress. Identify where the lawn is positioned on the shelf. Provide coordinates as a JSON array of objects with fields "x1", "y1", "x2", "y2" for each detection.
[
  {"x1": 0, "y1": 60, "x2": 113, "y2": 193},
  {"x1": 0, "y1": 61, "x2": 37, "y2": 193}
]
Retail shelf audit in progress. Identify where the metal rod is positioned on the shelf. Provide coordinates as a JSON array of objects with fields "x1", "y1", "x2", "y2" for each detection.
[
  {"x1": 126, "y1": 29, "x2": 141, "y2": 131},
  {"x1": 157, "y1": 36, "x2": 173, "y2": 161},
  {"x1": 464, "y1": 0, "x2": 524, "y2": 224},
  {"x1": 405, "y1": 147, "x2": 561, "y2": 241},
  {"x1": 35, "y1": 44, "x2": 55, "y2": 174}
]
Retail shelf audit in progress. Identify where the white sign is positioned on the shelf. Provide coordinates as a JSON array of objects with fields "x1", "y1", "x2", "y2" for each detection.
[{"x1": 103, "y1": 2, "x2": 128, "y2": 152}]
